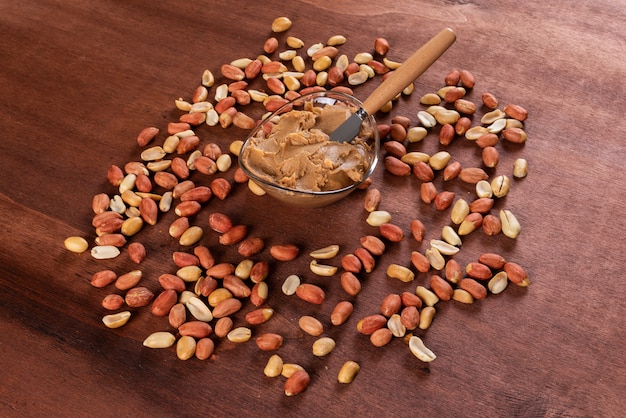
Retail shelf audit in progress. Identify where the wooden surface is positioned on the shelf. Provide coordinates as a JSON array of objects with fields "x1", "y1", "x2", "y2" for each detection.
[{"x1": 1, "y1": 1, "x2": 625, "y2": 416}]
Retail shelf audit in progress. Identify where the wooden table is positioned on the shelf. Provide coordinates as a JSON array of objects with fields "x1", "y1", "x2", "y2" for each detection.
[{"x1": 1, "y1": 1, "x2": 624, "y2": 416}]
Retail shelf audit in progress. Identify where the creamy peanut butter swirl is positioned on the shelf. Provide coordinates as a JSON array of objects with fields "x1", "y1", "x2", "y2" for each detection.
[{"x1": 242, "y1": 105, "x2": 372, "y2": 192}]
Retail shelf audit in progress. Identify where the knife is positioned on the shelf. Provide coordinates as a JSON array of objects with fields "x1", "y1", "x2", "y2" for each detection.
[{"x1": 330, "y1": 27, "x2": 456, "y2": 142}]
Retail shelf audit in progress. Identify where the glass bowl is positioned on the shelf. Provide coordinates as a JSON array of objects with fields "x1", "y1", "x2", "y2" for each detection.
[{"x1": 238, "y1": 91, "x2": 379, "y2": 208}]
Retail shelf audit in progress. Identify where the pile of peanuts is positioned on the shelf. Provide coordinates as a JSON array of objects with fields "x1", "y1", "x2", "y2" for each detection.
[{"x1": 63, "y1": 16, "x2": 530, "y2": 396}]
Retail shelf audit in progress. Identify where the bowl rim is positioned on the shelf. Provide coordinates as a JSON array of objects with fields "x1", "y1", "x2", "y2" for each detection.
[{"x1": 238, "y1": 90, "x2": 380, "y2": 197}]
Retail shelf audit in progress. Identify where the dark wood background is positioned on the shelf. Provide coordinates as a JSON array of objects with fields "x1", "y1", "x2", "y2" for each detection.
[{"x1": 1, "y1": 1, "x2": 624, "y2": 416}]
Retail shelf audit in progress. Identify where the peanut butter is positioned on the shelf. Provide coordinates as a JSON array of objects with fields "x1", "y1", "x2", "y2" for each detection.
[{"x1": 241, "y1": 104, "x2": 373, "y2": 192}]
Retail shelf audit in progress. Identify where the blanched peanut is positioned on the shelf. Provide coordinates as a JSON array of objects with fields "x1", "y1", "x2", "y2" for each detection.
[
  {"x1": 513, "y1": 158, "x2": 529, "y2": 178},
  {"x1": 64, "y1": 236, "x2": 89, "y2": 253},
  {"x1": 312, "y1": 337, "x2": 336, "y2": 357},
  {"x1": 338, "y1": 361, "x2": 360, "y2": 384},
  {"x1": 386, "y1": 264, "x2": 415, "y2": 282},
  {"x1": 409, "y1": 336, "x2": 436, "y2": 362}
]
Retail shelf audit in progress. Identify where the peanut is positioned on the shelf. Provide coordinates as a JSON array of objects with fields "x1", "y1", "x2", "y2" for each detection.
[
  {"x1": 115, "y1": 270, "x2": 142, "y2": 291},
  {"x1": 445, "y1": 259, "x2": 463, "y2": 284},
  {"x1": 475, "y1": 180, "x2": 493, "y2": 198},
  {"x1": 270, "y1": 243, "x2": 299, "y2": 261},
  {"x1": 384, "y1": 155, "x2": 411, "y2": 176},
  {"x1": 281, "y1": 274, "x2": 301, "y2": 295},
  {"x1": 176, "y1": 336, "x2": 196, "y2": 360},
  {"x1": 354, "y1": 247, "x2": 375, "y2": 273},
  {"x1": 411, "y1": 251, "x2": 431, "y2": 273},
  {"x1": 408, "y1": 336, "x2": 436, "y2": 362},
  {"x1": 460, "y1": 278, "x2": 487, "y2": 300},
  {"x1": 460, "y1": 167, "x2": 489, "y2": 184},
  {"x1": 504, "y1": 262, "x2": 530, "y2": 286},
  {"x1": 387, "y1": 314, "x2": 406, "y2": 338},
  {"x1": 250, "y1": 282, "x2": 268, "y2": 307},
  {"x1": 341, "y1": 254, "x2": 362, "y2": 274},
  {"x1": 309, "y1": 244, "x2": 340, "y2": 259},
  {"x1": 168, "y1": 303, "x2": 186, "y2": 328},
  {"x1": 425, "y1": 247, "x2": 445, "y2": 270},
  {"x1": 504, "y1": 103, "x2": 529, "y2": 121},
  {"x1": 207, "y1": 288, "x2": 233, "y2": 307},
  {"x1": 227, "y1": 327, "x2": 252, "y2": 343},
  {"x1": 366, "y1": 210, "x2": 391, "y2": 226},
  {"x1": 400, "y1": 306, "x2": 420, "y2": 330},
  {"x1": 360, "y1": 235, "x2": 385, "y2": 255},
  {"x1": 500, "y1": 209, "x2": 521, "y2": 238},
  {"x1": 299, "y1": 315, "x2": 324, "y2": 336},
  {"x1": 482, "y1": 92, "x2": 498, "y2": 109},
  {"x1": 284, "y1": 370, "x2": 310, "y2": 396},
  {"x1": 357, "y1": 314, "x2": 387, "y2": 335},
  {"x1": 491, "y1": 175, "x2": 511, "y2": 198},
  {"x1": 386, "y1": 264, "x2": 415, "y2": 282},
  {"x1": 416, "y1": 285, "x2": 439, "y2": 307},
  {"x1": 331, "y1": 301, "x2": 353, "y2": 326},
  {"x1": 179, "y1": 321, "x2": 213, "y2": 339},
  {"x1": 125, "y1": 286, "x2": 154, "y2": 308},
  {"x1": 340, "y1": 272, "x2": 361, "y2": 296},
  {"x1": 418, "y1": 306, "x2": 436, "y2": 330},
  {"x1": 429, "y1": 274, "x2": 453, "y2": 301},
  {"x1": 488, "y1": 271, "x2": 509, "y2": 294},
  {"x1": 102, "y1": 294, "x2": 124, "y2": 310},
  {"x1": 102, "y1": 311, "x2": 131, "y2": 329},
  {"x1": 281, "y1": 363, "x2": 305, "y2": 378},
  {"x1": 256, "y1": 333, "x2": 283, "y2": 351},
  {"x1": 465, "y1": 262, "x2": 493, "y2": 280},
  {"x1": 213, "y1": 317, "x2": 233, "y2": 338},
  {"x1": 90, "y1": 245, "x2": 121, "y2": 260},
  {"x1": 441, "y1": 225, "x2": 462, "y2": 246},
  {"x1": 482, "y1": 214, "x2": 502, "y2": 235},
  {"x1": 338, "y1": 361, "x2": 360, "y2": 384},
  {"x1": 478, "y1": 253, "x2": 507, "y2": 270},
  {"x1": 136, "y1": 127, "x2": 159, "y2": 147},
  {"x1": 413, "y1": 161, "x2": 434, "y2": 181},
  {"x1": 212, "y1": 297, "x2": 242, "y2": 318},
  {"x1": 370, "y1": 327, "x2": 393, "y2": 347},
  {"x1": 151, "y1": 289, "x2": 178, "y2": 317},
  {"x1": 458, "y1": 212, "x2": 483, "y2": 235},
  {"x1": 182, "y1": 288, "x2": 210, "y2": 314},
  {"x1": 312, "y1": 337, "x2": 336, "y2": 357},
  {"x1": 380, "y1": 223, "x2": 404, "y2": 242},
  {"x1": 64, "y1": 236, "x2": 88, "y2": 253},
  {"x1": 264, "y1": 354, "x2": 283, "y2": 378},
  {"x1": 380, "y1": 293, "x2": 402, "y2": 317},
  {"x1": 244, "y1": 308, "x2": 274, "y2": 326},
  {"x1": 195, "y1": 338, "x2": 215, "y2": 360},
  {"x1": 223, "y1": 275, "x2": 251, "y2": 298},
  {"x1": 453, "y1": 288, "x2": 475, "y2": 304},
  {"x1": 295, "y1": 283, "x2": 325, "y2": 305},
  {"x1": 434, "y1": 191, "x2": 455, "y2": 211},
  {"x1": 513, "y1": 158, "x2": 529, "y2": 178},
  {"x1": 407, "y1": 127, "x2": 428, "y2": 143},
  {"x1": 143, "y1": 332, "x2": 176, "y2": 349},
  {"x1": 502, "y1": 127, "x2": 527, "y2": 143},
  {"x1": 309, "y1": 260, "x2": 338, "y2": 276}
]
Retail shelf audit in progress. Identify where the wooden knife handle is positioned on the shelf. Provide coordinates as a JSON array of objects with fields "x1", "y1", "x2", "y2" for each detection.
[{"x1": 361, "y1": 27, "x2": 456, "y2": 115}]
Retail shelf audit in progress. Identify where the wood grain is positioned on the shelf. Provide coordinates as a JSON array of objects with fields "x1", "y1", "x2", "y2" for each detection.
[{"x1": 1, "y1": 1, "x2": 624, "y2": 416}]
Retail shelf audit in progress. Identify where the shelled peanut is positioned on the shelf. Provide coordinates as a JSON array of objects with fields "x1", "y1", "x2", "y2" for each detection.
[
  {"x1": 63, "y1": 14, "x2": 534, "y2": 397},
  {"x1": 75, "y1": 16, "x2": 415, "y2": 395}
]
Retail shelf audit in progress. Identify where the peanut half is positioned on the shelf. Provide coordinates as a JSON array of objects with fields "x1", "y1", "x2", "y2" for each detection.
[
  {"x1": 408, "y1": 336, "x2": 436, "y2": 362},
  {"x1": 143, "y1": 332, "x2": 176, "y2": 349}
]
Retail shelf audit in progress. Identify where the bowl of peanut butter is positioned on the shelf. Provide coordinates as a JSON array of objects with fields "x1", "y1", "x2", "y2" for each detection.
[{"x1": 239, "y1": 91, "x2": 379, "y2": 208}]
